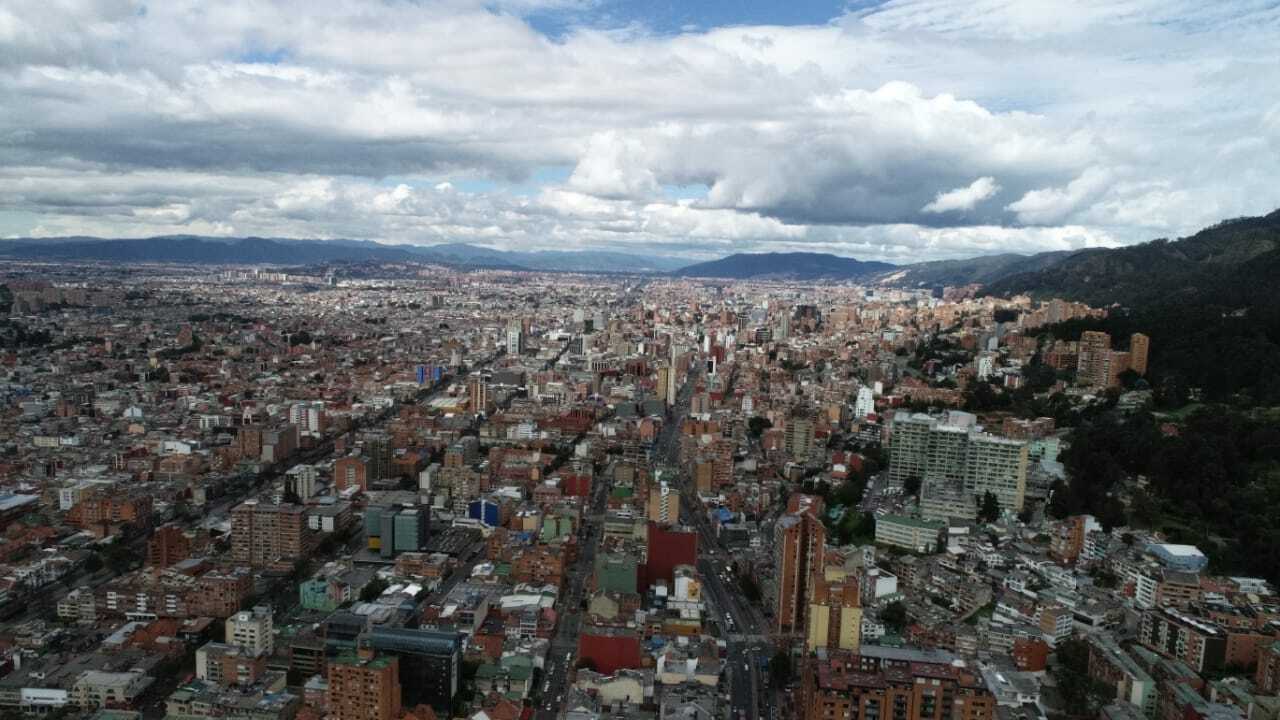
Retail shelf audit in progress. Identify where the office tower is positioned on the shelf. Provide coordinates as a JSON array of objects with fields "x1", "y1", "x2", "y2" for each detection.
[
  {"x1": 775, "y1": 494, "x2": 826, "y2": 634},
  {"x1": 360, "y1": 432, "x2": 393, "y2": 482},
  {"x1": 505, "y1": 319, "x2": 525, "y2": 355},
  {"x1": 1129, "y1": 332, "x2": 1150, "y2": 376},
  {"x1": 365, "y1": 504, "x2": 429, "y2": 559},
  {"x1": 363, "y1": 627, "x2": 463, "y2": 711},
  {"x1": 231, "y1": 500, "x2": 308, "y2": 566},
  {"x1": 1077, "y1": 330, "x2": 1113, "y2": 387},
  {"x1": 467, "y1": 374, "x2": 489, "y2": 414},
  {"x1": 807, "y1": 568, "x2": 862, "y2": 653},
  {"x1": 226, "y1": 606, "x2": 274, "y2": 656},
  {"x1": 328, "y1": 650, "x2": 402, "y2": 720},
  {"x1": 785, "y1": 414, "x2": 816, "y2": 461}
]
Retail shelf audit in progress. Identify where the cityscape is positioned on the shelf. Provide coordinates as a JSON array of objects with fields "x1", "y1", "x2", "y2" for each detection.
[{"x1": 3, "y1": 3, "x2": 1280, "y2": 720}]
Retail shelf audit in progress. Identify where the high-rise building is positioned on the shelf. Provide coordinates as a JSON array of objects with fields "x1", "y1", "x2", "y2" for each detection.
[
  {"x1": 887, "y1": 414, "x2": 934, "y2": 488},
  {"x1": 363, "y1": 627, "x2": 463, "y2": 711},
  {"x1": 785, "y1": 414, "x2": 816, "y2": 462},
  {"x1": 467, "y1": 374, "x2": 489, "y2": 415},
  {"x1": 854, "y1": 387, "x2": 874, "y2": 419},
  {"x1": 1129, "y1": 332, "x2": 1150, "y2": 376},
  {"x1": 365, "y1": 504, "x2": 429, "y2": 559},
  {"x1": 806, "y1": 567, "x2": 862, "y2": 653},
  {"x1": 890, "y1": 413, "x2": 1028, "y2": 516},
  {"x1": 328, "y1": 650, "x2": 402, "y2": 720},
  {"x1": 226, "y1": 606, "x2": 274, "y2": 656},
  {"x1": 656, "y1": 365, "x2": 672, "y2": 405},
  {"x1": 774, "y1": 494, "x2": 826, "y2": 634},
  {"x1": 334, "y1": 455, "x2": 369, "y2": 493},
  {"x1": 1077, "y1": 330, "x2": 1113, "y2": 388},
  {"x1": 146, "y1": 525, "x2": 191, "y2": 569},
  {"x1": 505, "y1": 319, "x2": 525, "y2": 355},
  {"x1": 964, "y1": 433, "x2": 1029, "y2": 513},
  {"x1": 230, "y1": 500, "x2": 308, "y2": 566},
  {"x1": 359, "y1": 432, "x2": 394, "y2": 483},
  {"x1": 647, "y1": 481, "x2": 680, "y2": 525}
]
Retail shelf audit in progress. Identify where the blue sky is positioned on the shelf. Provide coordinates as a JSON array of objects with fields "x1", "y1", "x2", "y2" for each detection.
[{"x1": 524, "y1": 0, "x2": 860, "y2": 37}]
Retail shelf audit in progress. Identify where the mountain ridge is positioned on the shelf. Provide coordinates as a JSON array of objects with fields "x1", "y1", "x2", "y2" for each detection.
[{"x1": 673, "y1": 251, "x2": 894, "y2": 280}]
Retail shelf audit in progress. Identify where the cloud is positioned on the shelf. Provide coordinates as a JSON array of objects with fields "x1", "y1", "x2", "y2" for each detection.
[
  {"x1": 1, "y1": 0, "x2": 1280, "y2": 260},
  {"x1": 922, "y1": 177, "x2": 1001, "y2": 214}
]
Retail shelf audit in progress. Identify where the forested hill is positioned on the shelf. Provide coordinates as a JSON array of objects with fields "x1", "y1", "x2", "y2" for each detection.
[{"x1": 986, "y1": 209, "x2": 1280, "y2": 405}]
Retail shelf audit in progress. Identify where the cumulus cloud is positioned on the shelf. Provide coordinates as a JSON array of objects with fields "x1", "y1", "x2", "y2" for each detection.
[
  {"x1": 922, "y1": 177, "x2": 1001, "y2": 214},
  {"x1": 2, "y1": 0, "x2": 1280, "y2": 260}
]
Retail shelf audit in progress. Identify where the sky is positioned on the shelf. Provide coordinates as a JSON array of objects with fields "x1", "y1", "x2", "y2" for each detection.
[{"x1": 2, "y1": 0, "x2": 1280, "y2": 263}]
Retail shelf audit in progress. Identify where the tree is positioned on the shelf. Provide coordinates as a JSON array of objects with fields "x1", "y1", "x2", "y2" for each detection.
[
  {"x1": 747, "y1": 416, "x2": 773, "y2": 438},
  {"x1": 977, "y1": 491, "x2": 1001, "y2": 523},
  {"x1": 1052, "y1": 638, "x2": 1114, "y2": 717},
  {"x1": 903, "y1": 476, "x2": 922, "y2": 498},
  {"x1": 769, "y1": 651, "x2": 792, "y2": 687},
  {"x1": 359, "y1": 576, "x2": 390, "y2": 602},
  {"x1": 881, "y1": 600, "x2": 908, "y2": 632}
]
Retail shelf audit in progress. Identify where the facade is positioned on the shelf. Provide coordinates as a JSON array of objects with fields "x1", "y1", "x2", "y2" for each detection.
[
  {"x1": 226, "y1": 606, "x2": 274, "y2": 656},
  {"x1": 800, "y1": 650, "x2": 995, "y2": 720},
  {"x1": 363, "y1": 627, "x2": 463, "y2": 711},
  {"x1": 807, "y1": 567, "x2": 862, "y2": 653},
  {"x1": 327, "y1": 651, "x2": 401, "y2": 720},
  {"x1": 230, "y1": 501, "x2": 308, "y2": 566},
  {"x1": 774, "y1": 495, "x2": 826, "y2": 634},
  {"x1": 874, "y1": 515, "x2": 944, "y2": 553}
]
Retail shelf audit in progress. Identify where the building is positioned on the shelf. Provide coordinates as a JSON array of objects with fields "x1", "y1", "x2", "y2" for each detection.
[
  {"x1": 1129, "y1": 333, "x2": 1150, "y2": 376},
  {"x1": 854, "y1": 387, "x2": 874, "y2": 419},
  {"x1": 800, "y1": 650, "x2": 995, "y2": 720},
  {"x1": 785, "y1": 415, "x2": 816, "y2": 462},
  {"x1": 327, "y1": 650, "x2": 401, "y2": 720},
  {"x1": 231, "y1": 501, "x2": 308, "y2": 566},
  {"x1": 146, "y1": 525, "x2": 191, "y2": 569},
  {"x1": 365, "y1": 504, "x2": 429, "y2": 559},
  {"x1": 226, "y1": 606, "x2": 274, "y2": 656},
  {"x1": 874, "y1": 515, "x2": 944, "y2": 553},
  {"x1": 1256, "y1": 641, "x2": 1280, "y2": 695},
  {"x1": 775, "y1": 494, "x2": 826, "y2": 634},
  {"x1": 1139, "y1": 607, "x2": 1227, "y2": 673},
  {"x1": 467, "y1": 374, "x2": 490, "y2": 415},
  {"x1": 1088, "y1": 635, "x2": 1157, "y2": 717},
  {"x1": 363, "y1": 627, "x2": 462, "y2": 711},
  {"x1": 1078, "y1": 331, "x2": 1113, "y2": 388},
  {"x1": 807, "y1": 567, "x2": 862, "y2": 653},
  {"x1": 890, "y1": 413, "x2": 1028, "y2": 515},
  {"x1": 335, "y1": 456, "x2": 369, "y2": 494},
  {"x1": 71, "y1": 671, "x2": 151, "y2": 710},
  {"x1": 647, "y1": 482, "x2": 680, "y2": 525}
]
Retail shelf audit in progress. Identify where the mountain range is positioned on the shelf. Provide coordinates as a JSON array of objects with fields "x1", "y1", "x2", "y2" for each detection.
[
  {"x1": 0, "y1": 236, "x2": 688, "y2": 273},
  {"x1": 672, "y1": 252, "x2": 893, "y2": 280},
  {"x1": 3, "y1": 209, "x2": 1280, "y2": 294}
]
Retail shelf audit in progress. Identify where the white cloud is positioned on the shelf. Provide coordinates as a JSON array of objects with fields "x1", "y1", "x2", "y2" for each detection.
[
  {"x1": 1, "y1": 0, "x2": 1279, "y2": 260},
  {"x1": 922, "y1": 177, "x2": 1000, "y2": 213},
  {"x1": 1006, "y1": 167, "x2": 1115, "y2": 225}
]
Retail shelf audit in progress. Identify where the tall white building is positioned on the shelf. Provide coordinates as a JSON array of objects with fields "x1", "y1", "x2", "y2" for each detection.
[
  {"x1": 226, "y1": 606, "x2": 274, "y2": 657},
  {"x1": 854, "y1": 387, "x2": 875, "y2": 419}
]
